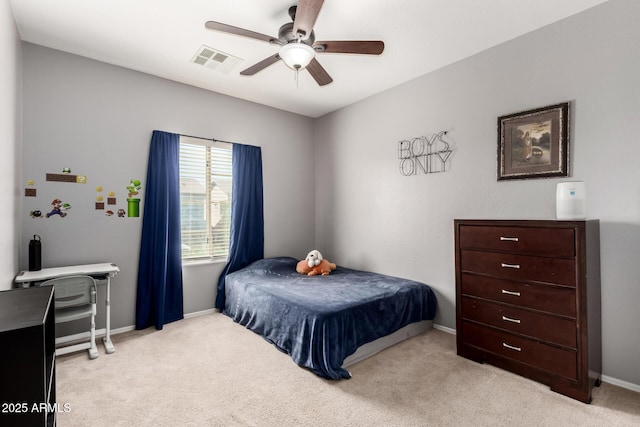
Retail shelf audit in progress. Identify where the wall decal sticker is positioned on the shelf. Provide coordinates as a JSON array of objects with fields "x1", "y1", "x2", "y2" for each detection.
[
  {"x1": 95, "y1": 186, "x2": 105, "y2": 210},
  {"x1": 25, "y1": 179, "x2": 37, "y2": 197},
  {"x1": 106, "y1": 191, "x2": 116, "y2": 205},
  {"x1": 46, "y1": 172, "x2": 87, "y2": 183},
  {"x1": 126, "y1": 179, "x2": 142, "y2": 217},
  {"x1": 46, "y1": 198, "x2": 70, "y2": 218}
]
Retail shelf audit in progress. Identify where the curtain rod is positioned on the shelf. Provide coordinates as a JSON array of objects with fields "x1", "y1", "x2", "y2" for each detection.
[{"x1": 179, "y1": 133, "x2": 235, "y2": 145}]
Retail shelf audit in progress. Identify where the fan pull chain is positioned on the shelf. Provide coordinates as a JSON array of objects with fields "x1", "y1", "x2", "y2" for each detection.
[{"x1": 295, "y1": 67, "x2": 299, "y2": 88}]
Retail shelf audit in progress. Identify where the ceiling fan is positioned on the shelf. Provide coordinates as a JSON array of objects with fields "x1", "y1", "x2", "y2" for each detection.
[{"x1": 204, "y1": 0, "x2": 384, "y2": 86}]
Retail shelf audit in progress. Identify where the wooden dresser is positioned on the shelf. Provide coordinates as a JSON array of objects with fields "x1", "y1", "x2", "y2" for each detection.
[{"x1": 454, "y1": 219, "x2": 601, "y2": 403}]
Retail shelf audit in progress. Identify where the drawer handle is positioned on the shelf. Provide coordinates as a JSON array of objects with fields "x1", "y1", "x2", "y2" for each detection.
[
  {"x1": 502, "y1": 315, "x2": 521, "y2": 324},
  {"x1": 501, "y1": 263, "x2": 520, "y2": 269},
  {"x1": 500, "y1": 236, "x2": 519, "y2": 242},
  {"x1": 501, "y1": 289, "x2": 521, "y2": 297},
  {"x1": 502, "y1": 343, "x2": 522, "y2": 352}
]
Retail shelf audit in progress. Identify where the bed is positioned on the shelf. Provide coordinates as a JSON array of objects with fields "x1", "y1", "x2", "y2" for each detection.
[{"x1": 223, "y1": 257, "x2": 438, "y2": 379}]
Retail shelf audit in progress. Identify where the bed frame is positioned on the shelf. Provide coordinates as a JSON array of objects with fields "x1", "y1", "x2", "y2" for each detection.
[
  {"x1": 342, "y1": 319, "x2": 433, "y2": 367},
  {"x1": 224, "y1": 257, "x2": 437, "y2": 378}
]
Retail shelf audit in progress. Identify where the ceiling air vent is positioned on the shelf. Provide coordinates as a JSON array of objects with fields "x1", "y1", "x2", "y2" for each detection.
[{"x1": 190, "y1": 45, "x2": 242, "y2": 74}]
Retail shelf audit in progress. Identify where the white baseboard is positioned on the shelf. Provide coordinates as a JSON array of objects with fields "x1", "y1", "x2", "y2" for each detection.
[
  {"x1": 184, "y1": 308, "x2": 217, "y2": 319},
  {"x1": 433, "y1": 323, "x2": 456, "y2": 335},
  {"x1": 55, "y1": 325, "x2": 134, "y2": 346},
  {"x1": 57, "y1": 310, "x2": 217, "y2": 345},
  {"x1": 110, "y1": 325, "x2": 136, "y2": 335},
  {"x1": 433, "y1": 324, "x2": 640, "y2": 393},
  {"x1": 601, "y1": 375, "x2": 640, "y2": 393}
]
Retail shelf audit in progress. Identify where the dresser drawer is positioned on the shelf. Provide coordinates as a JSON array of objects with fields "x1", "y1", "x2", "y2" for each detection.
[
  {"x1": 458, "y1": 225, "x2": 575, "y2": 257},
  {"x1": 460, "y1": 250, "x2": 576, "y2": 287},
  {"x1": 460, "y1": 274, "x2": 576, "y2": 317},
  {"x1": 461, "y1": 297, "x2": 576, "y2": 348},
  {"x1": 462, "y1": 321, "x2": 577, "y2": 380},
  {"x1": 455, "y1": 219, "x2": 601, "y2": 403}
]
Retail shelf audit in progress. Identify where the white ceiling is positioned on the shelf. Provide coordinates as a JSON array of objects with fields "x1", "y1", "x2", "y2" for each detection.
[{"x1": 10, "y1": 0, "x2": 609, "y2": 118}]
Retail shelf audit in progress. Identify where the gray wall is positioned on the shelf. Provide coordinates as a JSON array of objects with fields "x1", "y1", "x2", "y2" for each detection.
[
  {"x1": 21, "y1": 43, "x2": 316, "y2": 329},
  {"x1": 0, "y1": 0, "x2": 21, "y2": 291},
  {"x1": 314, "y1": 0, "x2": 640, "y2": 388},
  {"x1": 15, "y1": 0, "x2": 639, "y2": 391}
]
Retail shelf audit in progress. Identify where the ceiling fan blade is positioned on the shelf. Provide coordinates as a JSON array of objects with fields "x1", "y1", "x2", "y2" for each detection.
[
  {"x1": 240, "y1": 54, "x2": 282, "y2": 76},
  {"x1": 306, "y1": 58, "x2": 333, "y2": 86},
  {"x1": 313, "y1": 41, "x2": 385, "y2": 55},
  {"x1": 205, "y1": 21, "x2": 281, "y2": 45},
  {"x1": 292, "y1": 0, "x2": 324, "y2": 39}
]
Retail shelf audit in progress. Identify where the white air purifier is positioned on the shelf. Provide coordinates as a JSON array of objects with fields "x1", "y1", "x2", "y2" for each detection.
[{"x1": 556, "y1": 181, "x2": 586, "y2": 220}]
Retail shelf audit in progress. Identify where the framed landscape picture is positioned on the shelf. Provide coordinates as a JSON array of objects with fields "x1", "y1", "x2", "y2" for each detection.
[{"x1": 497, "y1": 102, "x2": 570, "y2": 180}]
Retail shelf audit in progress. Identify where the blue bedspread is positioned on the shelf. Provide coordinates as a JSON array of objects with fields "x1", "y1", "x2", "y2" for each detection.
[{"x1": 223, "y1": 257, "x2": 437, "y2": 379}]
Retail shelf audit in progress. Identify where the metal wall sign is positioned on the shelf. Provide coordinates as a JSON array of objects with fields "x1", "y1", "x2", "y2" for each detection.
[{"x1": 398, "y1": 131, "x2": 453, "y2": 176}]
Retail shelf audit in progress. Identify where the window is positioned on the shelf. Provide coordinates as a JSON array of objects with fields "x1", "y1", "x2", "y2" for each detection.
[{"x1": 179, "y1": 136, "x2": 232, "y2": 260}]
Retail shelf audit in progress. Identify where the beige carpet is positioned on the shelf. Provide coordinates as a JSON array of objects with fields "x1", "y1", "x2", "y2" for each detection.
[{"x1": 55, "y1": 313, "x2": 640, "y2": 427}]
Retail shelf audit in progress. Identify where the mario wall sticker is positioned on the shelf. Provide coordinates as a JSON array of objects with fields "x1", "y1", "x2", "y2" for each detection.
[
  {"x1": 107, "y1": 191, "x2": 116, "y2": 205},
  {"x1": 27, "y1": 179, "x2": 43, "y2": 218},
  {"x1": 46, "y1": 198, "x2": 71, "y2": 218},
  {"x1": 126, "y1": 179, "x2": 142, "y2": 217},
  {"x1": 126, "y1": 179, "x2": 141, "y2": 197},
  {"x1": 95, "y1": 186, "x2": 105, "y2": 210},
  {"x1": 46, "y1": 167, "x2": 86, "y2": 184},
  {"x1": 25, "y1": 168, "x2": 143, "y2": 220},
  {"x1": 26, "y1": 167, "x2": 84, "y2": 219},
  {"x1": 25, "y1": 179, "x2": 37, "y2": 197}
]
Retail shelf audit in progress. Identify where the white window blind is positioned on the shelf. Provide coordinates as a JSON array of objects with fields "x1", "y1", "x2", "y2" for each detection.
[{"x1": 179, "y1": 136, "x2": 232, "y2": 260}]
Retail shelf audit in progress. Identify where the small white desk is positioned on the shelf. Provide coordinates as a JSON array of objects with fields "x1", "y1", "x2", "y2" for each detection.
[{"x1": 15, "y1": 263, "x2": 120, "y2": 354}]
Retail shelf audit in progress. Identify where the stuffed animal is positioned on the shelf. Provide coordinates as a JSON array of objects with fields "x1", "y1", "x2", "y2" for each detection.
[
  {"x1": 305, "y1": 249, "x2": 323, "y2": 268},
  {"x1": 296, "y1": 259, "x2": 337, "y2": 276},
  {"x1": 296, "y1": 250, "x2": 337, "y2": 276}
]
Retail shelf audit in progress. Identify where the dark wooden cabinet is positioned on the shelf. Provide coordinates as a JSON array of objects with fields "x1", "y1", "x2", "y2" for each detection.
[
  {"x1": 0, "y1": 286, "x2": 56, "y2": 426},
  {"x1": 454, "y1": 219, "x2": 601, "y2": 403}
]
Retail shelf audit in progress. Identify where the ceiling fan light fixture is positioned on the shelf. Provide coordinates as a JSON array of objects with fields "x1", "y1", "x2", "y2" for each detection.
[{"x1": 279, "y1": 42, "x2": 315, "y2": 70}]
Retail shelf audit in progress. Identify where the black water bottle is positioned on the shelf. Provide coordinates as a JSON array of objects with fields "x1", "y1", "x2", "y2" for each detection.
[{"x1": 29, "y1": 235, "x2": 41, "y2": 271}]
